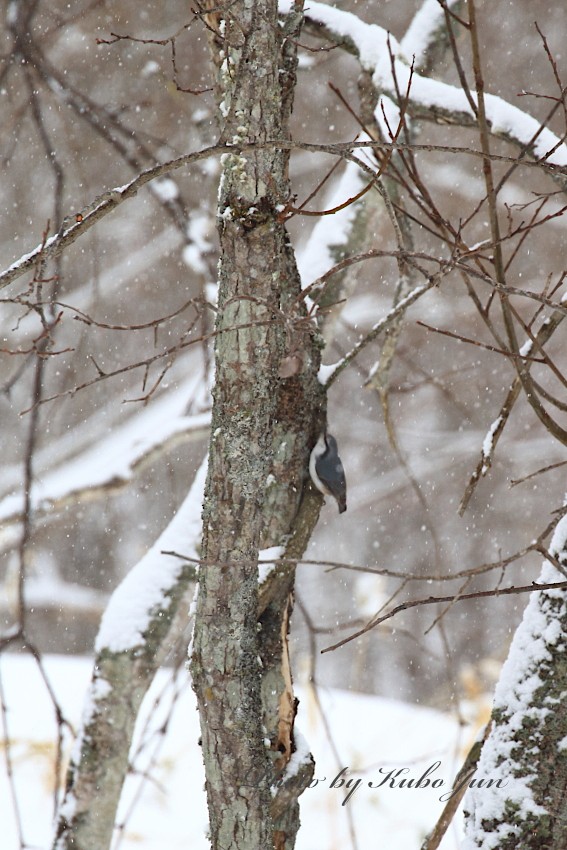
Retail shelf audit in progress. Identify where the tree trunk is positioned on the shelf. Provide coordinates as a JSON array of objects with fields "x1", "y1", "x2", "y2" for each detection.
[
  {"x1": 190, "y1": 1, "x2": 323, "y2": 848},
  {"x1": 463, "y1": 524, "x2": 567, "y2": 849}
]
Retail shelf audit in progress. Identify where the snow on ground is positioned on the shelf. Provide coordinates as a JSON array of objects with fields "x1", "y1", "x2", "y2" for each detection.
[{"x1": 0, "y1": 654, "x2": 472, "y2": 850}]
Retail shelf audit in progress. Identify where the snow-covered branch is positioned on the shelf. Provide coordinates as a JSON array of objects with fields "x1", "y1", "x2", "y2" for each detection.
[
  {"x1": 401, "y1": 0, "x2": 463, "y2": 74},
  {"x1": 53, "y1": 458, "x2": 206, "y2": 850},
  {"x1": 284, "y1": 0, "x2": 567, "y2": 176},
  {"x1": 463, "y1": 514, "x2": 567, "y2": 848},
  {"x1": 323, "y1": 277, "x2": 438, "y2": 387},
  {"x1": 0, "y1": 382, "x2": 210, "y2": 553},
  {"x1": 0, "y1": 144, "x2": 228, "y2": 292}
]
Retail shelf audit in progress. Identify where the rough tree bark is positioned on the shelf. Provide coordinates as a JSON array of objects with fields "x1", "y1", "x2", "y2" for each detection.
[
  {"x1": 190, "y1": 1, "x2": 323, "y2": 848},
  {"x1": 52, "y1": 465, "x2": 205, "y2": 850},
  {"x1": 463, "y1": 525, "x2": 567, "y2": 849}
]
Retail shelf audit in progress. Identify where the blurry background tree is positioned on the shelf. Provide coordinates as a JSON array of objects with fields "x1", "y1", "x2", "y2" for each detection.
[{"x1": 2, "y1": 0, "x2": 567, "y2": 847}]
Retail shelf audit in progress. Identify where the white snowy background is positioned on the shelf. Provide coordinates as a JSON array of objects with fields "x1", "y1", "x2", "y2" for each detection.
[{"x1": 0, "y1": 653, "x2": 481, "y2": 850}]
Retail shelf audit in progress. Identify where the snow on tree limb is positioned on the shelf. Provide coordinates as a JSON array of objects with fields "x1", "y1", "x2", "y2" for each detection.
[
  {"x1": 325, "y1": 278, "x2": 437, "y2": 386},
  {"x1": 297, "y1": 155, "x2": 367, "y2": 289},
  {"x1": 0, "y1": 380, "x2": 210, "y2": 551},
  {"x1": 3, "y1": 131, "x2": 565, "y2": 298},
  {"x1": 53, "y1": 458, "x2": 205, "y2": 850},
  {"x1": 0, "y1": 144, "x2": 229, "y2": 292},
  {"x1": 463, "y1": 514, "x2": 567, "y2": 848},
  {"x1": 95, "y1": 457, "x2": 206, "y2": 653},
  {"x1": 283, "y1": 0, "x2": 567, "y2": 170},
  {"x1": 400, "y1": 0, "x2": 463, "y2": 72}
]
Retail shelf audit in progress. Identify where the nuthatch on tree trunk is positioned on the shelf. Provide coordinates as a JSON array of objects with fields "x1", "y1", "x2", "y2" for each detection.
[{"x1": 309, "y1": 432, "x2": 347, "y2": 514}]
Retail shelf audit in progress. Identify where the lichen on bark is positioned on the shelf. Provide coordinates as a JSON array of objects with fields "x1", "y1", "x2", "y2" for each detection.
[{"x1": 190, "y1": 1, "x2": 322, "y2": 848}]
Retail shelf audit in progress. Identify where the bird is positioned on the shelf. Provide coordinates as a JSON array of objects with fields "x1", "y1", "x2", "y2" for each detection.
[{"x1": 309, "y1": 432, "x2": 347, "y2": 513}]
